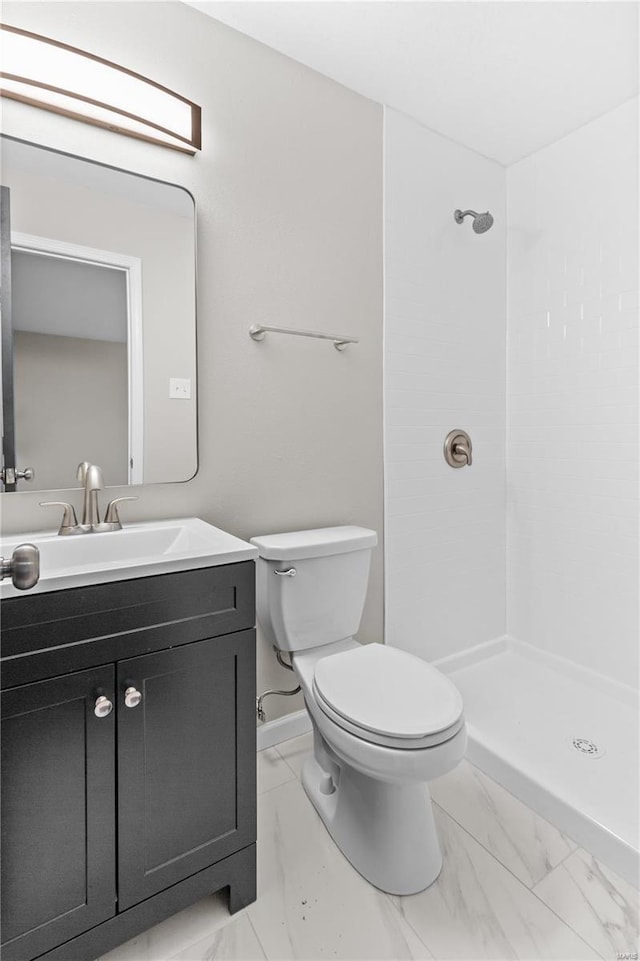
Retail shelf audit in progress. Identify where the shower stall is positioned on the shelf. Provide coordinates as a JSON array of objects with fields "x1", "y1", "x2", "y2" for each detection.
[{"x1": 383, "y1": 100, "x2": 639, "y2": 886}]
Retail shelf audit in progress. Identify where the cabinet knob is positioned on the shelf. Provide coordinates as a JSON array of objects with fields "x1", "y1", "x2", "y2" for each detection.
[
  {"x1": 124, "y1": 686, "x2": 142, "y2": 709},
  {"x1": 94, "y1": 695, "x2": 113, "y2": 718}
]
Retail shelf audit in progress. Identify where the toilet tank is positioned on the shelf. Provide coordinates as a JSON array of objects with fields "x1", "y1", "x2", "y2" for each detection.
[{"x1": 250, "y1": 526, "x2": 378, "y2": 653}]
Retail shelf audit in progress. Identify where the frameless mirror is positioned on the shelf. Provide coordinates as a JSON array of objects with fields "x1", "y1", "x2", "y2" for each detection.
[{"x1": 0, "y1": 136, "x2": 197, "y2": 492}]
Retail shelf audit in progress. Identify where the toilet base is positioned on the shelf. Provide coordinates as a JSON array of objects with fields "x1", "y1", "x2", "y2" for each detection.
[{"x1": 301, "y1": 745, "x2": 443, "y2": 896}]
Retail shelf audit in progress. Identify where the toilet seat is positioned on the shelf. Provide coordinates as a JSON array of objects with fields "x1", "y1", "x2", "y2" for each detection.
[{"x1": 312, "y1": 644, "x2": 464, "y2": 750}]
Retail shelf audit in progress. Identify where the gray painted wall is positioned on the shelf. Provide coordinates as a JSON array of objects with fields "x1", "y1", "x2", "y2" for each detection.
[
  {"x1": 0, "y1": 1, "x2": 384, "y2": 721},
  {"x1": 14, "y1": 332, "x2": 128, "y2": 490}
]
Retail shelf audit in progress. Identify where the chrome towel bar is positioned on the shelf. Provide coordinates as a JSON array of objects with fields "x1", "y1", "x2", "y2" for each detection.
[{"x1": 249, "y1": 323, "x2": 358, "y2": 351}]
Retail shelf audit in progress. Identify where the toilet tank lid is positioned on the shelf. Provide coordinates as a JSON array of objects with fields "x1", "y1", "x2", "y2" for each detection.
[{"x1": 250, "y1": 526, "x2": 377, "y2": 560}]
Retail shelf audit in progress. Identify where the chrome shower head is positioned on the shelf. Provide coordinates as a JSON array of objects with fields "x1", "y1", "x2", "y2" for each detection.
[
  {"x1": 472, "y1": 211, "x2": 494, "y2": 234},
  {"x1": 454, "y1": 209, "x2": 494, "y2": 234}
]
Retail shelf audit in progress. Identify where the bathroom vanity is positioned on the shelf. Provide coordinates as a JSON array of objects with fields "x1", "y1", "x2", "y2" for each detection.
[{"x1": 0, "y1": 521, "x2": 257, "y2": 961}]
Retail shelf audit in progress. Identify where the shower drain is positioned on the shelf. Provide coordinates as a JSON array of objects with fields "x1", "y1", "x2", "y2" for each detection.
[{"x1": 570, "y1": 737, "x2": 605, "y2": 759}]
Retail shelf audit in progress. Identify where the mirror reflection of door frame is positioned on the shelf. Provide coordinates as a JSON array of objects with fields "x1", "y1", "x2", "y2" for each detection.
[
  {"x1": 11, "y1": 232, "x2": 143, "y2": 485},
  {"x1": 1, "y1": 186, "x2": 17, "y2": 490}
]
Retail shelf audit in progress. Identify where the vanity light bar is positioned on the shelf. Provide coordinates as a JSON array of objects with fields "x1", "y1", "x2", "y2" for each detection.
[{"x1": 0, "y1": 24, "x2": 202, "y2": 154}]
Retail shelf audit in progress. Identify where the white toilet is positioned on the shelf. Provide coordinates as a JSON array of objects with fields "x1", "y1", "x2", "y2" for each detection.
[{"x1": 250, "y1": 525, "x2": 466, "y2": 896}]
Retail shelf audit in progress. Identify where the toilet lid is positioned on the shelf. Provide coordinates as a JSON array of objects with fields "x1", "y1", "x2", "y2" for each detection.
[{"x1": 313, "y1": 644, "x2": 463, "y2": 740}]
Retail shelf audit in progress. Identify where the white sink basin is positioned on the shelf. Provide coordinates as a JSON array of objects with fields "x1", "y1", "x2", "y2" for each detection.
[{"x1": 0, "y1": 517, "x2": 258, "y2": 598}]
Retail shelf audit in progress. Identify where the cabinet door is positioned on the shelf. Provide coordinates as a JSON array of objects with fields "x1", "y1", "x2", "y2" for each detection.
[
  {"x1": 117, "y1": 630, "x2": 256, "y2": 909},
  {"x1": 1, "y1": 667, "x2": 116, "y2": 961}
]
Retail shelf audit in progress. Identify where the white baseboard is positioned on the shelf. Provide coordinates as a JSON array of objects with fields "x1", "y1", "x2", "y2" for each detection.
[{"x1": 256, "y1": 708, "x2": 312, "y2": 752}]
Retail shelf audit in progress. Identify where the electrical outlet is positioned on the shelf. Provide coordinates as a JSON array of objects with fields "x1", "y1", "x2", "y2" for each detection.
[{"x1": 169, "y1": 377, "x2": 191, "y2": 400}]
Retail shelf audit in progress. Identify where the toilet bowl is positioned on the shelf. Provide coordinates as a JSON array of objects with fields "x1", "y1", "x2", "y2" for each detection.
[{"x1": 251, "y1": 526, "x2": 466, "y2": 895}]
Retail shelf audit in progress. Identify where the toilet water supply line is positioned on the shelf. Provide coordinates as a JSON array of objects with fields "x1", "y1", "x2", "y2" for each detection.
[{"x1": 256, "y1": 648, "x2": 301, "y2": 722}]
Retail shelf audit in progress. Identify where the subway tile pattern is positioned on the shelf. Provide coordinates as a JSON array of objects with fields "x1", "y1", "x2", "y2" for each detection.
[
  {"x1": 507, "y1": 98, "x2": 640, "y2": 687},
  {"x1": 383, "y1": 108, "x2": 507, "y2": 662},
  {"x1": 98, "y1": 736, "x2": 635, "y2": 960}
]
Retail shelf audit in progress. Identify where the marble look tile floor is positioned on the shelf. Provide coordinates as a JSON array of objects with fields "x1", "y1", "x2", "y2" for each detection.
[{"x1": 99, "y1": 733, "x2": 639, "y2": 961}]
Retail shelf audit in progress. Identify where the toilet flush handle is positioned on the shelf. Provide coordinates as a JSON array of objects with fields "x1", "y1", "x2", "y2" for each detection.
[{"x1": 274, "y1": 568, "x2": 296, "y2": 577}]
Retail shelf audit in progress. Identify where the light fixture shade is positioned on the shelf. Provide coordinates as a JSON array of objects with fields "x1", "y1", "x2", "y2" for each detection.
[{"x1": 0, "y1": 23, "x2": 202, "y2": 154}]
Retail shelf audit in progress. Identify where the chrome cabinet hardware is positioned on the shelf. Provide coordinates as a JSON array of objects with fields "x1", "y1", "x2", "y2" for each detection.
[
  {"x1": 1, "y1": 466, "x2": 34, "y2": 486},
  {"x1": 274, "y1": 568, "x2": 296, "y2": 577},
  {"x1": 444, "y1": 430, "x2": 473, "y2": 468},
  {"x1": 124, "y1": 687, "x2": 142, "y2": 709},
  {"x1": 40, "y1": 501, "x2": 85, "y2": 535},
  {"x1": 0, "y1": 543, "x2": 40, "y2": 590},
  {"x1": 94, "y1": 695, "x2": 113, "y2": 718}
]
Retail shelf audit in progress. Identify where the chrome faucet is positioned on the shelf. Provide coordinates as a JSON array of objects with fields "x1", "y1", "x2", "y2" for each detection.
[
  {"x1": 41, "y1": 463, "x2": 138, "y2": 535},
  {"x1": 40, "y1": 463, "x2": 104, "y2": 534},
  {"x1": 82, "y1": 464, "x2": 104, "y2": 527},
  {"x1": 76, "y1": 461, "x2": 103, "y2": 526}
]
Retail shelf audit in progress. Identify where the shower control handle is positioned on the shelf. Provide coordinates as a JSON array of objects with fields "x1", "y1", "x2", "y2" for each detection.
[{"x1": 444, "y1": 430, "x2": 473, "y2": 468}]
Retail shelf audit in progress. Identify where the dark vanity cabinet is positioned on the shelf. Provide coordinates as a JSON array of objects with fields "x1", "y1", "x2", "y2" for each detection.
[
  {"x1": 0, "y1": 562, "x2": 257, "y2": 961},
  {"x1": 1, "y1": 668, "x2": 117, "y2": 959}
]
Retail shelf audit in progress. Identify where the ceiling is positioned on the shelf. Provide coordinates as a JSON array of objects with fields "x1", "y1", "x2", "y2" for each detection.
[{"x1": 186, "y1": 1, "x2": 639, "y2": 165}]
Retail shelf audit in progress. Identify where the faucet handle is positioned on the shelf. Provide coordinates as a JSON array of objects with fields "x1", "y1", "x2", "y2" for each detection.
[
  {"x1": 104, "y1": 496, "x2": 138, "y2": 529},
  {"x1": 40, "y1": 501, "x2": 82, "y2": 535}
]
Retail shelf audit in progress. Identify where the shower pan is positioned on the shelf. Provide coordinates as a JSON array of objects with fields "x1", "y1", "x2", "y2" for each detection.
[{"x1": 436, "y1": 638, "x2": 639, "y2": 885}]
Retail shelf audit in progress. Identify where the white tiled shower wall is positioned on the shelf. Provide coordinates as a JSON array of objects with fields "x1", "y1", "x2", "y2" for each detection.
[
  {"x1": 507, "y1": 98, "x2": 639, "y2": 688},
  {"x1": 384, "y1": 109, "x2": 506, "y2": 661},
  {"x1": 385, "y1": 101, "x2": 638, "y2": 690}
]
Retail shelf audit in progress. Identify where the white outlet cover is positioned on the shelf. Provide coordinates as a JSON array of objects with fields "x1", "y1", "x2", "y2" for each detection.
[{"x1": 169, "y1": 377, "x2": 191, "y2": 399}]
